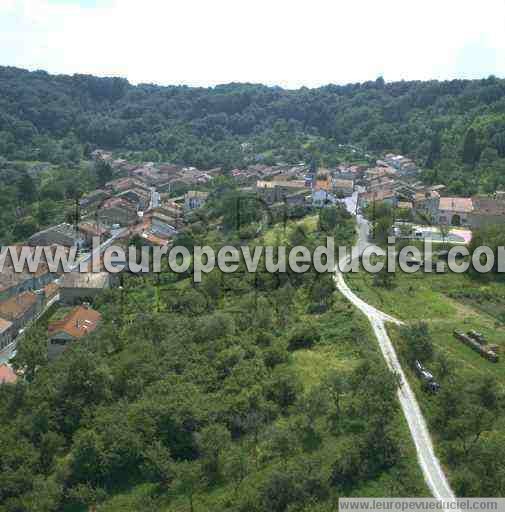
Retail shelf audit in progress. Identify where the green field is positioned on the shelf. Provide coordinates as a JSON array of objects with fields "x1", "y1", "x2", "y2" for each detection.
[
  {"x1": 346, "y1": 263, "x2": 505, "y2": 496},
  {"x1": 347, "y1": 266, "x2": 505, "y2": 383}
]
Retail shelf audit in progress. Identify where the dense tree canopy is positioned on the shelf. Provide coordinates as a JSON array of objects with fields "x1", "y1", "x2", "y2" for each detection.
[{"x1": 2, "y1": 67, "x2": 505, "y2": 185}]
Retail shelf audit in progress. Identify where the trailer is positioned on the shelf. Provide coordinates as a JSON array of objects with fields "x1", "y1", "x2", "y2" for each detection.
[
  {"x1": 467, "y1": 330, "x2": 485, "y2": 344},
  {"x1": 453, "y1": 330, "x2": 499, "y2": 363}
]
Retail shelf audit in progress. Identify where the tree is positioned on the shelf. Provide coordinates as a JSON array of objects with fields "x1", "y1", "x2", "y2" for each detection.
[
  {"x1": 194, "y1": 424, "x2": 231, "y2": 482},
  {"x1": 400, "y1": 322, "x2": 434, "y2": 365},
  {"x1": 373, "y1": 265, "x2": 396, "y2": 289},
  {"x1": 142, "y1": 441, "x2": 174, "y2": 489},
  {"x1": 425, "y1": 132, "x2": 442, "y2": 169},
  {"x1": 223, "y1": 446, "x2": 250, "y2": 496},
  {"x1": 446, "y1": 404, "x2": 493, "y2": 457},
  {"x1": 319, "y1": 207, "x2": 338, "y2": 232},
  {"x1": 12, "y1": 328, "x2": 48, "y2": 382},
  {"x1": 309, "y1": 273, "x2": 336, "y2": 312},
  {"x1": 462, "y1": 127, "x2": 480, "y2": 166},
  {"x1": 67, "y1": 483, "x2": 107, "y2": 512},
  {"x1": 267, "y1": 368, "x2": 302, "y2": 409},
  {"x1": 172, "y1": 461, "x2": 205, "y2": 512},
  {"x1": 13, "y1": 217, "x2": 39, "y2": 241},
  {"x1": 18, "y1": 173, "x2": 37, "y2": 203},
  {"x1": 323, "y1": 370, "x2": 348, "y2": 432},
  {"x1": 95, "y1": 160, "x2": 113, "y2": 187},
  {"x1": 439, "y1": 223, "x2": 450, "y2": 247}
]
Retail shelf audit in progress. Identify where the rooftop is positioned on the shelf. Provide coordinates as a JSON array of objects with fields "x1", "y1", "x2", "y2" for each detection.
[
  {"x1": 48, "y1": 305, "x2": 101, "y2": 339},
  {"x1": 62, "y1": 272, "x2": 110, "y2": 289},
  {"x1": 185, "y1": 191, "x2": 209, "y2": 199},
  {"x1": 29, "y1": 223, "x2": 81, "y2": 243},
  {"x1": 439, "y1": 197, "x2": 473, "y2": 213},
  {"x1": 0, "y1": 317, "x2": 13, "y2": 334},
  {"x1": 0, "y1": 291, "x2": 39, "y2": 321},
  {"x1": 0, "y1": 364, "x2": 17, "y2": 384}
]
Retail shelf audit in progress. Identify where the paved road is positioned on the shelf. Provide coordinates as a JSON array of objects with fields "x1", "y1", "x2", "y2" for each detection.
[{"x1": 335, "y1": 206, "x2": 457, "y2": 501}]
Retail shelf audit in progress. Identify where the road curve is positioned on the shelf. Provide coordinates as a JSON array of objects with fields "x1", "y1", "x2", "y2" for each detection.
[{"x1": 335, "y1": 211, "x2": 456, "y2": 501}]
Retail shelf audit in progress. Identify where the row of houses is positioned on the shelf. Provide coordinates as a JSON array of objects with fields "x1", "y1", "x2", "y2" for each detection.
[
  {"x1": 254, "y1": 164, "x2": 358, "y2": 208},
  {"x1": 0, "y1": 290, "x2": 46, "y2": 350},
  {"x1": 415, "y1": 192, "x2": 505, "y2": 229},
  {"x1": 357, "y1": 167, "x2": 505, "y2": 230},
  {"x1": 381, "y1": 154, "x2": 418, "y2": 176}
]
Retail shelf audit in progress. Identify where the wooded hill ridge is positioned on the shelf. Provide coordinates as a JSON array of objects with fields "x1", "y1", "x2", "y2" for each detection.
[{"x1": 2, "y1": 66, "x2": 505, "y2": 188}]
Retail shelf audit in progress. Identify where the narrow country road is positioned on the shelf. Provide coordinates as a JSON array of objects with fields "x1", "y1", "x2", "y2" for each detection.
[{"x1": 335, "y1": 195, "x2": 457, "y2": 501}]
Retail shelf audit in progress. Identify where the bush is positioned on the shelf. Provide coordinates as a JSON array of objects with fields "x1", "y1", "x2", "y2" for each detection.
[{"x1": 288, "y1": 324, "x2": 321, "y2": 351}]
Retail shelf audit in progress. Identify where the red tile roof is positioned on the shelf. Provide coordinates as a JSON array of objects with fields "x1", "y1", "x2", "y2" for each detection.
[
  {"x1": 439, "y1": 197, "x2": 473, "y2": 213},
  {"x1": 0, "y1": 364, "x2": 17, "y2": 384},
  {"x1": 48, "y1": 306, "x2": 101, "y2": 339}
]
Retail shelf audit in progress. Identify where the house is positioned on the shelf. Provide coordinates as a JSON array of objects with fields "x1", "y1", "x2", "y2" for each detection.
[
  {"x1": 284, "y1": 190, "x2": 309, "y2": 207},
  {"x1": 0, "y1": 264, "x2": 54, "y2": 302},
  {"x1": 141, "y1": 232, "x2": 171, "y2": 248},
  {"x1": 312, "y1": 189, "x2": 338, "y2": 207},
  {"x1": 0, "y1": 318, "x2": 15, "y2": 351},
  {"x1": 333, "y1": 178, "x2": 354, "y2": 197},
  {"x1": 28, "y1": 224, "x2": 85, "y2": 248},
  {"x1": 383, "y1": 154, "x2": 418, "y2": 175},
  {"x1": 256, "y1": 180, "x2": 306, "y2": 205},
  {"x1": 0, "y1": 364, "x2": 17, "y2": 385},
  {"x1": 47, "y1": 305, "x2": 101, "y2": 359},
  {"x1": 397, "y1": 201, "x2": 413, "y2": 210},
  {"x1": 413, "y1": 190, "x2": 441, "y2": 219},
  {"x1": 184, "y1": 191, "x2": 209, "y2": 210},
  {"x1": 98, "y1": 197, "x2": 138, "y2": 227},
  {"x1": 151, "y1": 211, "x2": 178, "y2": 237},
  {"x1": 105, "y1": 177, "x2": 150, "y2": 194},
  {"x1": 469, "y1": 196, "x2": 505, "y2": 229},
  {"x1": 78, "y1": 223, "x2": 110, "y2": 246},
  {"x1": 358, "y1": 189, "x2": 398, "y2": 209},
  {"x1": 436, "y1": 197, "x2": 473, "y2": 226},
  {"x1": 0, "y1": 291, "x2": 43, "y2": 333},
  {"x1": 2, "y1": 245, "x2": 70, "y2": 274},
  {"x1": 116, "y1": 188, "x2": 150, "y2": 211},
  {"x1": 91, "y1": 149, "x2": 113, "y2": 162},
  {"x1": 336, "y1": 165, "x2": 365, "y2": 180},
  {"x1": 111, "y1": 158, "x2": 128, "y2": 170},
  {"x1": 60, "y1": 272, "x2": 112, "y2": 305},
  {"x1": 79, "y1": 189, "x2": 111, "y2": 210}
]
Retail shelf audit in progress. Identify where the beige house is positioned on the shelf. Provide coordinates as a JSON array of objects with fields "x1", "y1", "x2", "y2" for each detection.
[{"x1": 436, "y1": 197, "x2": 473, "y2": 226}]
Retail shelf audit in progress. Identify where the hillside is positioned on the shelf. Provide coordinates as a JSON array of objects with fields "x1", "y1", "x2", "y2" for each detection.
[
  {"x1": 2, "y1": 67, "x2": 505, "y2": 193},
  {"x1": 0, "y1": 206, "x2": 428, "y2": 511}
]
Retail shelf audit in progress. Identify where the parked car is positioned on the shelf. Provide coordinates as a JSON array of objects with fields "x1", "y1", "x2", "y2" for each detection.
[{"x1": 414, "y1": 360, "x2": 440, "y2": 393}]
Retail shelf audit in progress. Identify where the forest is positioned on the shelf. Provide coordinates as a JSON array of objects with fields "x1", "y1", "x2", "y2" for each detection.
[{"x1": 2, "y1": 66, "x2": 505, "y2": 193}]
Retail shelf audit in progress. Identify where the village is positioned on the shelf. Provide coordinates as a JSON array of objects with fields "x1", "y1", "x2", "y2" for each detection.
[{"x1": 2, "y1": 147, "x2": 505, "y2": 385}]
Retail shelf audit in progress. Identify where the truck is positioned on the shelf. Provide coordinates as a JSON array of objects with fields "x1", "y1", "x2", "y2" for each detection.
[{"x1": 453, "y1": 330, "x2": 498, "y2": 363}]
